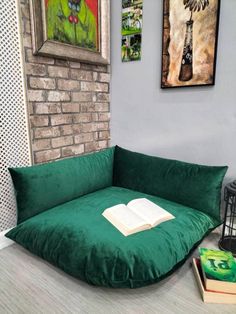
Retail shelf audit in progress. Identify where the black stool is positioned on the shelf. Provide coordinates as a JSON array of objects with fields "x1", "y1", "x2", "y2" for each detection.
[{"x1": 219, "y1": 181, "x2": 236, "y2": 257}]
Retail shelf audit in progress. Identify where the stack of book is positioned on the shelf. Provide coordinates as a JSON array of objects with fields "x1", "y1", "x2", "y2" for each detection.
[{"x1": 192, "y1": 248, "x2": 236, "y2": 304}]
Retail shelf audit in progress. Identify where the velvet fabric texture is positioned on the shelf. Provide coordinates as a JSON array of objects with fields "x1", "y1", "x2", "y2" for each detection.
[
  {"x1": 6, "y1": 187, "x2": 218, "y2": 288},
  {"x1": 7, "y1": 146, "x2": 228, "y2": 288},
  {"x1": 113, "y1": 146, "x2": 228, "y2": 222},
  {"x1": 9, "y1": 147, "x2": 115, "y2": 223}
]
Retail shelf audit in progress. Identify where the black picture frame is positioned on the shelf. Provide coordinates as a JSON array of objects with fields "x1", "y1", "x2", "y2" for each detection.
[{"x1": 161, "y1": 0, "x2": 221, "y2": 89}]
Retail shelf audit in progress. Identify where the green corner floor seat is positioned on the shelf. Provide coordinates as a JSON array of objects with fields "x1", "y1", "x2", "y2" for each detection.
[{"x1": 6, "y1": 146, "x2": 228, "y2": 288}]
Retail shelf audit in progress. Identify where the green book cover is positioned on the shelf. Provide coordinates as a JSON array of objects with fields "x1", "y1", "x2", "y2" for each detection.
[{"x1": 199, "y1": 248, "x2": 236, "y2": 283}]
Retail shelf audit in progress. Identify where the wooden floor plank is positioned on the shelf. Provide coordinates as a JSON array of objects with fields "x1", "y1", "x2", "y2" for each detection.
[{"x1": 0, "y1": 229, "x2": 235, "y2": 314}]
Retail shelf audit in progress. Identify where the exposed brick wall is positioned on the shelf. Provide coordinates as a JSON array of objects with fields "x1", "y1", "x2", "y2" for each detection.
[{"x1": 20, "y1": 0, "x2": 110, "y2": 164}]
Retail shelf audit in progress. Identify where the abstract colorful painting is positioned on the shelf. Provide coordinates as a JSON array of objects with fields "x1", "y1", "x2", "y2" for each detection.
[
  {"x1": 29, "y1": 0, "x2": 110, "y2": 64},
  {"x1": 122, "y1": 0, "x2": 143, "y2": 62},
  {"x1": 161, "y1": 0, "x2": 221, "y2": 88},
  {"x1": 45, "y1": 0, "x2": 99, "y2": 51}
]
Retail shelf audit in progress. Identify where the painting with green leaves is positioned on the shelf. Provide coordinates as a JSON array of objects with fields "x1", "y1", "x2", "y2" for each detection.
[
  {"x1": 45, "y1": 0, "x2": 99, "y2": 52},
  {"x1": 121, "y1": 0, "x2": 143, "y2": 62}
]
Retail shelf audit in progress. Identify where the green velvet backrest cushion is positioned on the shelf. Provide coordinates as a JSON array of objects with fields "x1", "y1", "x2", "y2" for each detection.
[
  {"x1": 9, "y1": 147, "x2": 115, "y2": 224},
  {"x1": 113, "y1": 146, "x2": 228, "y2": 221}
]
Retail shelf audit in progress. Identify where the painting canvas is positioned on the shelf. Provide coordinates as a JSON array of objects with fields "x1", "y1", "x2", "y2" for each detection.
[
  {"x1": 121, "y1": 0, "x2": 143, "y2": 62},
  {"x1": 45, "y1": 0, "x2": 99, "y2": 52},
  {"x1": 161, "y1": 0, "x2": 220, "y2": 88},
  {"x1": 29, "y1": 0, "x2": 110, "y2": 65}
]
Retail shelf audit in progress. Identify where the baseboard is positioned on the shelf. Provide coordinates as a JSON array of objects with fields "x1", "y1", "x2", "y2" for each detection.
[{"x1": 0, "y1": 228, "x2": 14, "y2": 250}]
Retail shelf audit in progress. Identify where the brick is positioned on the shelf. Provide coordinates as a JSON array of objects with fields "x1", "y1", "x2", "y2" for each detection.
[
  {"x1": 34, "y1": 149, "x2": 61, "y2": 163},
  {"x1": 80, "y1": 63, "x2": 94, "y2": 71},
  {"x1": 97, "y1": 112, "x2": 110, "y2": 121},
  {"x1": 34, "y1": 103, "x2": 61, "y2": 114},
  {"x1": 107, "y1": 65, "x2": 111, "y2": 74},
  {"x1": 91, "y1": 113, "x2": 98, "y2": 121},
  {"x1": 99, "y1": 130, "x2": 110, "y2": 140},
  {"x1": 72, "y1": 92, "x2": 93, "y2": 102},
  {"x1": 72, "y1": 124, "x2": 82, "y2": 134},
  {"x1": 95, "y1": 103, "x2": 109, "y2": 112},
  {"x1": 25, "y1": 49, "x2": 54, "y2": 65},
  {"x1": 70, "y1": 69, "x2": 93, "y2": 81},
  {"x1": 98, "y1": 140, "x2": 108, "y2": 149},
  {"x1": 78, "y1": 122, "x2": 109, "y2": 133},
  {"x1": 81, "y1": 63, "x2": 107, "y2": 72},
  {"x1": 62, "y1": 144, "x2": 84, "y2": 157},
  {"x1": 98, "y1": 73, "x2": 110, "y2": 83},
  {"x1": 51, "y1": 114, "x2": 73, "y2": 126},
  {"x1": 30, "y1": 116, "x2": 49, "y2": 127},
  {"x1": 32, "y1": 139, "x2": 51, "y2": 151},
  {"x1": 73, "y1": 113, "x2": 92, "y2": 123},
  {"x1": 55, "y1": 59, "x2": 69, "y2": 67},
  {"x1": 27, "y1": 90, "x2": 45, "y2": 102},
  {"x1": 29, "y1": 77, "x2": 56, "y2": 90},
  {"x1": 51, "y1": 136, "x2": 73, "y2": 148},
  {"x1": 80, "y1": 102, "x2": 109, "y2": 112},
  {"x1": 59, "y1": 125, "x2": 74, "y2": 136},
  {"x1": 47, "y1": 91, "x2": 70, "y2": 102},
  {"x1": 69, "y1": 61, "x2": 81, "y2": 69},
  {"x1": 28, "y1": 102, "x2": 34, "y2": 115},
  {"x1": 94, "y1": 65, "x2": 109, "y2": 72},
  {"x1": 62, "y1": 103, "x2": 80, "y2": 113},
  {"x1": 94, "y1": 122, "x2": 109, "y2": 131},
  {"x1": 34, "y1": 126, "x2": 60, "y2": 139},
  {"x1": 80, "y1": 103, "x2": 95, "y2": 112},
  {"x1": 93, "y1": 72, "x2": 98, "y2": 81},
  {"x1": 48, "y1": 66, "x2": 69, "y2": 78},
  {"x1": 74, "y1": 133, "x2": 93, "y2": 144},
  {"x1": 96, "y1": 93, "x2": 110, "y2": 102},
  {"x1": 25, "y1": 63, "x2": 47, "y2": 76},
  {"x1": 84, "y1": 142, "x2": 101, "y2": 153},
  {"x1": 79, "y1": 123, "x2": 94, "y2": 133},
  {"x1": 57, "y1": 79, "x2": 80, "y2": 91},
  {"x1": 81, "y1": 82, "x2": 108, "y2": 92}
]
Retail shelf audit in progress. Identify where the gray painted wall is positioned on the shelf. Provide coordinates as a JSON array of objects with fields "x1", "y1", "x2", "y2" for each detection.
[{"x1": 111, "y1": 0, "x2": 236, "y2": 180}]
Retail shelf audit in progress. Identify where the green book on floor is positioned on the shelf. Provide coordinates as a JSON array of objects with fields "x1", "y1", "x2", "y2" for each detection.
[{"x1": 199, "y1": 248, "x2": 236, "y2": 294}]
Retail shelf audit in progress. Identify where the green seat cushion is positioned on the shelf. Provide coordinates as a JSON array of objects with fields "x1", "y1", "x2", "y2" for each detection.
[
  {"x1": 113, "y1": 146, "x2": 228, "y2": 222},
  {"x1": 6, "y1": 186, "x2": 218, "y2": 288},
  {"x1": 9, "y1": 147, "x2": 115, "y2": 224}
]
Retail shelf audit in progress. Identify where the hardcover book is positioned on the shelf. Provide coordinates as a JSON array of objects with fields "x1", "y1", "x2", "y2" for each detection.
[
  {"x1": 102, "y1": 198, "x2": 175, "y2": 236},
  {"x1": 199, "y1": 248, "x2": 236, "y2": 294},
  {"x1": 192, "y1": 258, "x2": 236, "y2": 304}
]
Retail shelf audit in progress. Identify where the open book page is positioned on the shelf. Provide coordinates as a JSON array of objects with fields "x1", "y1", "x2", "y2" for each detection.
[
  {"x1": 102, "y1": 204, "x2": 151, "y2": 236},
  {"x1": 127, "y1": 198, "x2": 175, "y2": 227}
]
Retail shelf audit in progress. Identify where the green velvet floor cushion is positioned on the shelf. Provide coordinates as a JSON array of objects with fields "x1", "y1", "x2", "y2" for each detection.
[
  {"x1": 6, "y1": 186, "x2": 218, "y2": 288},
  {"x1": 113, "y1": 146, "x2": 228, "y2": 222},
  {"x1": 9, "y1": 147, "x2": 115, "y2": 224}
]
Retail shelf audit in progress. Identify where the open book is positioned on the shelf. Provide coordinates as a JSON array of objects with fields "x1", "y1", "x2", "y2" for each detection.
[{"x1": 102, "y1": 198, "x2": 175, "y2": 236}]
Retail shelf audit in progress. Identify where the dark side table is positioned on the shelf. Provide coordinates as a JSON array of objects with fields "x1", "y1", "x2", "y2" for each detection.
[{"x1": 219, "y1": 181, "x2": 236, "y2": 257}]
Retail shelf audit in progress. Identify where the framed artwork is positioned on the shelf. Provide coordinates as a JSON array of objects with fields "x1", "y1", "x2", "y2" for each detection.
[
  {"x1": 29, "y1": 0, "x2": 110, "y2": 65},
  {"x1": 161, "y1": 0, "x2": 221, "y2": 88},
  {"x1": 121, "y1": 0, "x2": 143, "y2": 62}
]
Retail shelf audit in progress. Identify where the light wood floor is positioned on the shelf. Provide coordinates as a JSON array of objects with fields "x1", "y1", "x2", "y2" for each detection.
[{"x1": 0, "y1": 229, "x2": 236, "y2": 314}]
